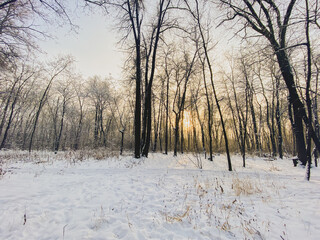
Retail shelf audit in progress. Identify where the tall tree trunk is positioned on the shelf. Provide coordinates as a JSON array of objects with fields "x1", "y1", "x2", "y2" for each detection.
[
  {"x1": 305, "y1": 0, "x2": 312, "y2": 180},
  {"x1": 313, "y1": 72, "x2": 319, "y2": 167},
  {"x1": 29, "y1": 86, "x2": 51, "y2": 152},
  {"x1": 142, "y1": 0, "x2": 170, "y2": 157},
  {"x1": 192, "y1": 0, "x2": 232, "y2": 170},
  {"x1": 173, "y1": 113, "x2": 179, "y2": 157},
  {"x1": 200, "y1": 56, "x2": 213, "y2": 161},
  {"x1": 54, "y1": 98, "x2": 66, "y2": 153},
  {"x1": 153, "y1": 94, "x2": 162, "y2": 152},
  {"x1": 288, "y1": 102, "x2": 296, "y2": 156},
  {"x1": 99, "y1": 107, "x2": 106, "y2": 147},
  {"x1": 270, "y1": 80, "x2": 277, "y2": 157},
  {"x1": 0, "y1": 81, "x2": 17, "y2": 138},
  {"x1": 74, "y1": 101, "x2": 83, "y2": 150},
  {"x1": 276, "y1": 76, "x2": 283, "y2": 159},
  {"x1": 225, "y1": 81, "x2": 241, "y2": 156},
  {"x1": 249, "y1": 92, "x2": 259, "y2": 152},
  {"x1": 195, "y1": 102, "x2": 206, "y2": 158},
  {"x1": 94, "y1": 104, "x2": 99, "y2": 148},
  {"x1": 165, "y1": 70, "x2": 169, "y2": 154},
  {"x1": 275, "y1": 49, "x2": 307, "y2": 165},
  {"x1": 0, "y1": 93, "x2": 19, "y2": 149},
  {"x1": 120, "y1": 130, "x2": 124, "y2": 155},
  {"x1": 129, "y1": 0, "x2": 142, "y2": 159},
  {"x1": 180, "y1": 108, "x2": 184, "y2": 154}
]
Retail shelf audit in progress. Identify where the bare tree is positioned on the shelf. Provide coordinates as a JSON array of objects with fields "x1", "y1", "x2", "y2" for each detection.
[
  {"x1": 28, "y1": 56, "x2": 73, "y2": 152},
  {"x1": 198, "y1": 50, "x2": 213, "y2": 161},
  {"x1": 162, "y1": 47, "x2": 174, "y2": 154},
  {"x1": 305, "y1": 0, "x2": 313, "y2": 180},
  {"x1": 85, "y1": 0, "x2": 144, "y2": 158},
  {"x1": 0, "y1": 62, "x2": 37, "y2": 149},
  {"x1": 218, "y1": 0, "x2": 320, "y2": 165},
  {"x1": 183, "y1": 0, "x2": 232, "y2": 170},
  {"x1": 141, "y1": 0, "x2": 172, "y2": 157},
  {"x1": 0, "y1": 0, "x2": 72, "y2": 66},
  {"x1": 53, "y1": 79, "x2": 74, "y2": 153},
  {"x1": 72, "y1": 79, "x2": 87, "y2": 150},
  {"x1": 172, "y1": 50, "x2": 197, "y2": 156}
]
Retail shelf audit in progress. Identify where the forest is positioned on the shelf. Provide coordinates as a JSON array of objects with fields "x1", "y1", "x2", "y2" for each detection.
[
  {"x1": 1, "y1": 0, "x2": 320, "y2": 174},
  {"x1": 1, "y1": 1, "x2": 320, "y2": 239}
]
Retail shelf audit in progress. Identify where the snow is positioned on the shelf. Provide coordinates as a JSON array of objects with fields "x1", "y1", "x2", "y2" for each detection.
[{"x1": 0, "y1": 151, "x2": 319, "y2": 239}]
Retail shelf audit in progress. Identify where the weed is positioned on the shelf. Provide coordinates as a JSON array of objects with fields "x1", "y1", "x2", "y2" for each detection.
[
  {"x1": 91, "y1": 206, "x2": 107, "y2": 230},
  {"x1": 232, "y1": 176, "x2": 262, "y2": 196},
  {"x1": 0, "y1": 167, "x2": 5, "y2": 178},
  {"x1": 165, "y1": 206, "x2": 191, "y2": 223},
  {"x1": 188, "y1": 153, "x2": 203, "y2": 169},
  {"x1": 269, "y1": 164, "x2": 281, "y2": 172},
  {"x1": 62, "y1": 224, "x2": 68, "y2": 240}
]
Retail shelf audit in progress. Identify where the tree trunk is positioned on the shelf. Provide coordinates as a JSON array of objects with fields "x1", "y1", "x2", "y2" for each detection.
[
  {"x1": 173, "y1": 113, "x2": 179, "y2": 157},
  {"x1": 132, "y1": 0, "x2": 142, "y2": 159},
  {"x1": 201, "y1": 57, "x2": 213, "y2": 161},
  {"x1": 288, "y1": 102, "x2": 296, "y2": 156},
  {"x1": 0, "y1": 93, "x2": 18, "y2": 149},
  {"x1": 142, "y1": 0, "x2": 169, "y2": 157},
  {"x1": 94, "y1": 104, "x2": 99, "y2": 148},
  {"x1": 305, "y1": 0, "x2": 312, "y2": 180},
  {"x1": 276, "y1": 76, "x2": 283, "y2": 159},
  {"x1": 54, "y1": 98, "x2": 66, "y2": 153},
  {"x1": 165, "y1": 71, "x2": 169, "y2": 154},
  {"x1": 194, "y1": 0, "x2": 232, "y2": 170},
  {"x1": 275, "y1": 49, "x2": 307, "y2": 165},
  {"x1": 249, "y1": 93, "x2": 259, "y2": 152},
  {"x1": 74, "y1": 106, "x2": 83, "y2": 150},
  {"x1": 29, "y1": 86, "x2": 50, "y2": 152},
  {"x1": 120, "y1": 130, "x2": 124, "y2": 155},
  {"x1": 180, "y1": 108, "x2": 184, "y2": 154},
  {"x1": 0, "y1": 81, "x2": 17, "y2": 138}
]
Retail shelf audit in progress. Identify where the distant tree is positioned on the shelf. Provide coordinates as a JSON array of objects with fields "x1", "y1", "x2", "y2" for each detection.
[
  {"x1": 72, "y1": 79, "x2": 87, "y2": 150},
  {"x1": 172, "y1": 50, "x2": 197, "y2": 156},
  {"x1": 87, "y1": 76, "x2": 112, "y2": 148},
  {"x1": 53, "y1": 79, "x2": 74, "y2": 153},
  {"x1": 0, "y1": 62, "x2": 37, "y2": 149},
  {"x1": 28, "y1": 56, "x2": 73, "y2": 152}
]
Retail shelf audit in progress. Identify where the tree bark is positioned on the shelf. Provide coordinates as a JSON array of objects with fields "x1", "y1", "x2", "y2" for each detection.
[
  {"x1": 275, "y1": 76, "x2": 283, "y2": 159},
  {"x1": 54, "y1": 98, "x2": 66, "y2": 153}
]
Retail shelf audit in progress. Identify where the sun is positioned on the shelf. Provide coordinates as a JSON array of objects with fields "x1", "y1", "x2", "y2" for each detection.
[{"x1": 183, "y1": 111, "x2": 192, "y2": 130}]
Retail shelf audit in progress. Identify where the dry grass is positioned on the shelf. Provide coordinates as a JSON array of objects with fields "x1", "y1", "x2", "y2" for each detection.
[
  {"x1": 0, "y1": 149, "x2": 120, "y2": 164},
  {"x1": 232, "y1": 176, "x2": 262, "y2": 196},
  {"x1": 61, "y1": 149, "x2": 119, "y2": 161},
  {"x1": 90, "y1": 206, "x2": 107, "y2": 230},
  {"x1": 269, "y1": 164, "x2": 281, "y2": 172},
  {"x1": 0, "y1": 166, "x2": 5, "y2": 178},
  {"x1": 165, "y1": 206, "x2": 191, "y2": 223}
]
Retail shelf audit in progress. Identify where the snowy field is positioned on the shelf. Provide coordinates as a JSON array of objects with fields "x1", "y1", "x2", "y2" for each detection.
[{"x1": 0, "y1": 151, "x2": 319, "y2": 240}]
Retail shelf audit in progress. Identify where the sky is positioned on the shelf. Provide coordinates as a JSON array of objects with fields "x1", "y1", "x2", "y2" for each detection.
[
  {"x1": 38, "y1": 5, "x2": 124, "y2": 80},
  {"x1": 36, "y1": 2, "x2": 239, "y2": 82}
]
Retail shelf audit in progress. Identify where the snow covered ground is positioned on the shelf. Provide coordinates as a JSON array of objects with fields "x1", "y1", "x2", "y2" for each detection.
[{"x1": 0, "y1": 151, "x2": 319, "y2": 240}]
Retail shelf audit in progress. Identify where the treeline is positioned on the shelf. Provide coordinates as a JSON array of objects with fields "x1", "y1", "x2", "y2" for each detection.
[
  {"x1": 0, "y1": 48, "x2": 315, "y2": 155},
  {"x1": 0, "y1": 1, "x2": 320, "y2": 173}
]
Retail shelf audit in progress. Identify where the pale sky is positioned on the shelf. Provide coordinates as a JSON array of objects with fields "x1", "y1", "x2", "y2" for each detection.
[
  {"x1": 36, "y1": 3, "x2": 239, "y2": 82},
  {"x1": 38, "y1": 6, "x2": 124, "y2": 80}
]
